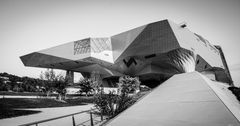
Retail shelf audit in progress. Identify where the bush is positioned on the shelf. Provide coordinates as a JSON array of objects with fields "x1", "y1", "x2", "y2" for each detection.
[
  {"x1": 114, "y1": 93, "x2": 134, "y2": 114},
  {"x1": 94, "y1": 91, "x2": 134, "y2": 118},
  {"x1": 117, "y1": 76, "x2": 140, "y2": 94},
  {"x1": 94, "y1": 91, "x2": 117, "y2": 117},
  {"x1": 77, "y1": 79, "x2": 93, "y2": 96},
  {"x1": 94, "y1": 75, "x2": 140, "y2": 118}
]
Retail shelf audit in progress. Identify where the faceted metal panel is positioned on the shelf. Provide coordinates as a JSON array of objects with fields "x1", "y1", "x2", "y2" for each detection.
[
  {"x1": 74, "y1": 64, "x2": 123, "y2": 78},
  {"x1": 195, "y1": 55, "x2": 211, "y2": 72},
  {"x1": 166, "y1": 48, "x2": 196, "y2": 73},
  {"x1": 38, "y1": 38, "x2": 91, "y2": 60},
  {"x1": 20, "y1": 52, "x2": 71, "y2": 67},
  {"x1": 168, "y1": 20, "x2": 224, "y2": 68},
  {"x1": 74, "y1": 38, "x2": 90, "y2": 55},
  {"x1": 51, "y1": 60, "x2": 93, "y2": 70},
  {"x1": 90, "y1": 38, "x2": 114, "y2": 63},
  {"x1": 90, "y1": 38, "x2": 111, "y2": 53},
  {"x1": 111, "y1": 24, "x2": 147, "y2": 62},
  {"x1": 115, "y1": 20, "x2": 180, "y2": 62}
]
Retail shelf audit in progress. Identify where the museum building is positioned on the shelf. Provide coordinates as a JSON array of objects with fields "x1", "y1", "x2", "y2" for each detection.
[{"x1": 20, "y1": 19, "x2": 233, "y2": 88}]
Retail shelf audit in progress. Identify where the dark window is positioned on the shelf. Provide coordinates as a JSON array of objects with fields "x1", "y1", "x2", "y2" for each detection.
[
  {"x1": 196, "y1": 60, "x2": 199, "y2": 64},
  {"x1": 145, "y1": 54, "x2": 156, "y2": 59},
  {"x1": 123, "y1": 58, "x2": 137, "y2": 67},
  {"x1": 204, "y1": 65, "x2": 207, "y2": 69}
]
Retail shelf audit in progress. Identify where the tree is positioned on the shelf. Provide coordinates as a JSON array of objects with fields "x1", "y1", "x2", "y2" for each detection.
[
  {"x1": 0, "y1": 78, "x2": 3, "y2": 85},
  {"x1": 0, "y1": 78, "x2": 11, "y2": 91},
  {"x1": 54, "y1": 74, "x2": 67, "y2": 100},
  {"x1": 40, "y1": 69, "x2": 56, "y2": 82},
  {"x1": 90, "y1": 71, "x2": 102, "y2": 94},
  {"x1": 77, "y1": 78, "x2": 93, "y2": 96},
  {"x1": 40, "y1": 69, "x2": 55, "y2": 97},
  {"x1": 0, "y1": 72, "x2": 45, "y2": 92},
  {"x1": 40, "y1": 69, "x2": 67, "y2": 100},
  {"x1": 22, "y1": 79, "x2": 37, "y2": 92}
]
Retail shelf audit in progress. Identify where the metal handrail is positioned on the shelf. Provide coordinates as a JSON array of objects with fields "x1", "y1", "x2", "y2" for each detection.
[{"x1": 18, "y1": 108, "x2": 102, "y2": 126}]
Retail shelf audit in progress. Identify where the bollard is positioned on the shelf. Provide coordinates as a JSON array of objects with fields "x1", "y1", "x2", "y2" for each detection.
[
  {"x1": 72, "y1": 115, "x2": 76, "y2": 126},
  {"x1": 90, "y1": 111, "x2": 94, "y2": 126}
]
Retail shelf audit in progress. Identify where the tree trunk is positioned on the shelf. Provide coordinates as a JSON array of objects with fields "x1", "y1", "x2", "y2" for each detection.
[
  {"x1": 47, "y1": 91, "x2": 50, "y2": 98},
  {"x1": 58, "y1": 94, "x2": 62, "y2": 100}
]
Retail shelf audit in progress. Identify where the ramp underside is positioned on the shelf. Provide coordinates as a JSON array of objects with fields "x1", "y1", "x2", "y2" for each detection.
[{"x1": 106, "y1": 72, "x2": 240, "y2": 126}]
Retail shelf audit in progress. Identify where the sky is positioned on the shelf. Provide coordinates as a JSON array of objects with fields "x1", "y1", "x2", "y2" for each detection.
[{"x1": 0, "y1": 0, "x2": 240, "y2": 82}]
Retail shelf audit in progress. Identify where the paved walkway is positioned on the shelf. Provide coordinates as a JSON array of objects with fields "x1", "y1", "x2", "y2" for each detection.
[
  {"x1": 0, "y1": 104, "x2": 104, "y2": 126},
  {"x1": 106, "y1": 72, "x2": 240, "y2": 126}
]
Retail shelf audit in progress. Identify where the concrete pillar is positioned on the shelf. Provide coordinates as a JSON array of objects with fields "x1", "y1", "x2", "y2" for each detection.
[{"x1": 66, "y1": 70, "x2": 74, "y2": 85}]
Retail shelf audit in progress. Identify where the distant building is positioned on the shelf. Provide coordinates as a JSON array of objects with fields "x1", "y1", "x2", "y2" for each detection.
[
  {"x1": 65, "y1": 85, "x2": 81, "y2": 94},
  {"x1": 0, "y1": 76, "x2": 10, "y2": 84},
  {"x1": 0, "y1": 76, "x2": 9, "y2": 80},
  {"x1": 20, "y1": 19, "x2": 233, "y2": 87}
]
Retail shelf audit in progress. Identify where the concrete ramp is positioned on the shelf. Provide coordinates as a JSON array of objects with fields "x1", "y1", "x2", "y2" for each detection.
[{"x1": 106, "y1": 72, "x2": 240, "y2": 126}]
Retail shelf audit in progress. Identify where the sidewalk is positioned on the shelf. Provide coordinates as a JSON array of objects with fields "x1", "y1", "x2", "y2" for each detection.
[{"x1": 0, "y1": 104, "x2": 100, "y2": 126}]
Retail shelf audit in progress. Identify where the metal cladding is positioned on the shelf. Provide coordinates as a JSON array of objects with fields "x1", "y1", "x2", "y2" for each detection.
[
  {"x1": 166, "y1": 48, "x2": 196, "y2": 73},
  {"x1": 20, "y1": 19, "x2": 232, "y2": 83}
]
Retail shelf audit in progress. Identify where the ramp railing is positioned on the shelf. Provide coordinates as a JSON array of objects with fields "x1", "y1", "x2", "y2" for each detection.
[{"x1": 18, "y1": 108, "x2": 104, "y2": 126}]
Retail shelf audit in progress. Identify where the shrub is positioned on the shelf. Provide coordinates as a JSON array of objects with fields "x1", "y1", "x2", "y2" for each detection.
[
  {"x1": 94, "y1": 90, "x2": 134, "y2": 118},
  {"x1": 114, "y1": 93, "x2": 134, "y2": 115},
  {"x1": 77, "y1": 79, "x2": 93, "y2": 96},
  {"x1": 94, "y1": 91, "x2": 117, "y2": 117},
  {"x1": 117, "y1": 76, "x2": 140, "y2": 94},
  {"x1": 94, "y1": 75, "x2": 140, "y2": 118}
]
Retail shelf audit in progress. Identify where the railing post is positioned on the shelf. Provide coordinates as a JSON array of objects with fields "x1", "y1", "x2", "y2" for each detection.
[
  {"x1": 72, "y1": 115, "x2": 76, "y2": 126},
  {"x1": 100, "y1": 110, "x2": 103, "y2": 121},
  {"x1": 90, "y1": 111, "x2": 94, "y2": 126},
  {"x1": 36, "y1": 123, "x2": 38, "y2": 126}
]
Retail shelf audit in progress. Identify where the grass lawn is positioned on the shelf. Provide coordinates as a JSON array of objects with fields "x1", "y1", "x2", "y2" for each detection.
[
  {"x1": 0, "y1": 91, "x2": 56, "y2": 97},
  {"x1": 0, "y1": 108, "x2": 41, "y2": 119},
  {"x1": 0, "y1": 96, "x2": 94, "y2": 119},
  {"x1": 0, "y1": 91, "x2": 150, "y2": 119},
  {"x1": 0, "y1": 91, "x2": 92, "y2": 97}
]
